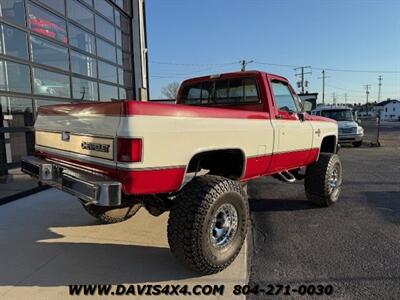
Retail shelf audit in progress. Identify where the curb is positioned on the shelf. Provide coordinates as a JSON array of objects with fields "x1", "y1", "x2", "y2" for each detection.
[{"x1": 0, "y1": 185, "x2": 49, "y2": 207}]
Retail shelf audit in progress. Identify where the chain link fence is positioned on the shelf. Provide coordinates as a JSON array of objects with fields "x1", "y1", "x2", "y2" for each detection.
[{"x1": 359, "y1": 117, "x2": 381, "y2": 147}]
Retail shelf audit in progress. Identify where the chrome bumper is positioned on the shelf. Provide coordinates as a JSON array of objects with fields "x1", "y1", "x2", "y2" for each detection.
[
  {"x1": 21, "y1": 156, "x2": 121, "y2": 206},
  {"x1": 338, "y1": 133, "x2": 363, "y2": 143}
]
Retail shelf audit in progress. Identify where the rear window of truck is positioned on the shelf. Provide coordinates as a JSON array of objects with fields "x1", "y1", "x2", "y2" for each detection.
[{"x1": 181, "y1": 77, "x2": 260, "y2": 105}]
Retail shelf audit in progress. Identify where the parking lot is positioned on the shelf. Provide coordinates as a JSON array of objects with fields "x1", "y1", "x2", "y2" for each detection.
[{"x1": 249, "y1": 122, "x2": 400, "y2": 299}]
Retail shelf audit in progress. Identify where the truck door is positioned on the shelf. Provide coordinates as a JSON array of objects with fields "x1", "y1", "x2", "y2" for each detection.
[{"x1": 268, "y1": 79, "x2": 314, "y2": 171}]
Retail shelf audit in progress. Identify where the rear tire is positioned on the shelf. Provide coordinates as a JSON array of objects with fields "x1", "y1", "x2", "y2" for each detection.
[
  {"x1": 167, "y1": 175, "x2": 249, "y2": 275},
  {"x1": 304, "y1": 153, "x2": 342, "y2": 207},
  {"x1": 81, "y1": 201, "x2": 141, "y2": 224}
]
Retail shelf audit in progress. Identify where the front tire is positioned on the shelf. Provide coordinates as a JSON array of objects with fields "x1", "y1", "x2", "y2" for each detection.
[
  {"x1": 167, "y1": 175, "x2": 249, "y2": 275},
  {"x1": 81, "y1": 201, "x2": 141, "y2": 224},
  {"x1": 304, "y1": 153, "x2": 342, "y2": 207}
]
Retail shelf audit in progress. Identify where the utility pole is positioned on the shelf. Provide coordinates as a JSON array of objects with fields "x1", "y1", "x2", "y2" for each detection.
[
  {"x1": 318, "y1": 70, "x2": 330, "y2": 105},
  {"x1": 294, "y1": 66, "x2": 312, "y2": 93},
  {"x1": 332, "y1": 92, "x2": 337, "y2": 105},
  {"x1": 344, "y1": 93, "x2": 348, "y2": 105},
  {"x1": 378, "y1": 75, "x2": 383, "y2": 103},
  {"x1": 364, "y1": 84, "x2": 371, "y2": 114},
  {"x1": 240, "y1": 60, "x2": 254, "y2": 72}
]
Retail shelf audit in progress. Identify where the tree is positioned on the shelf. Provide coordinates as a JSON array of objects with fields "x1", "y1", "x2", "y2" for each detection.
[{"x1": 161, "y1": 82, "x2": 180, "y2": 99}]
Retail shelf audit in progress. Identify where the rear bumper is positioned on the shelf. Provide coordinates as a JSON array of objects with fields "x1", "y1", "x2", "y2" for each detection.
[{"x1": 21, "y1": 156, "x2": 121, "y2": 206}]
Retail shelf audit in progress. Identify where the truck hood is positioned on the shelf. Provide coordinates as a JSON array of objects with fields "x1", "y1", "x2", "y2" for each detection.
[{"x1": 337, "y1": 120, "x2": 358, "y2": 128}]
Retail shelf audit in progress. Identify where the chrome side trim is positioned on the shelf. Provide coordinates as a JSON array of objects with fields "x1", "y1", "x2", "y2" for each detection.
[{"x1": 35, "y1": 146, "x2": 117, "y2": 168}]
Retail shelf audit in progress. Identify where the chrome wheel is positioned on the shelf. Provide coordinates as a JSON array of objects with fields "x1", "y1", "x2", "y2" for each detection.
[
  {"x1": 328, "y1": 164, "x2": 341, "y2": 197},
  {"x1": 210, "y1": 203, "x2": 238, "y2": 248}
]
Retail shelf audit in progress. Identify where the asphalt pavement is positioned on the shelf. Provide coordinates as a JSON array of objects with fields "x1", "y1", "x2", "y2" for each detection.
[{"x1": 248, "y1": 125, "x2": 400, "y2": 299}]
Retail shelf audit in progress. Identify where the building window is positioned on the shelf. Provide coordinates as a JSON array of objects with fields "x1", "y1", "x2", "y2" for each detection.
[
  {"x1": 33, "y1": 67, "x2": 70, "y2": 98},
  {"x1": 96, "y1": 37, "x2": 116, "y2": 63},
  {"x1": 116, "y1": 28, "x2": 122, "y2": 46},
  {"x1": 68, "y1": 24, "x2": 96, "y2": 55},
  {"x1": 70, "y1": 50, "x2": 97, "y2": 78},
  {"x1": 99, "y1": 83, "x2": 118, "y2": 100},
  {"x1": 36, "y1": 0, "x2": 65, "y2": 15},
  {"x1": 98, "y1": 60, "x2": 117, "y2": 83},
  {"x1": 0, "y1": 0, "x2": 26, "y2": 26},
  {"x1": 28, "y1": 2, "x2": 67, "y2": 43},
  {"x1": 80, "y1": 0, "x2": 93, "y2": 8},
  {"x1": 0, "y1": 23, "x2": 28, "y2": 60},
  {"x1": 0, "y1": 60, "x2": 31, "y2": 93},
  {"x1": 72, "y1": 77, "x2": 98, "y2": 101},
  {"x1": 0, "y1": 96, "x2": 34, "y2": 126},
  {"x1": 119, "y1": 87, "x2": 126, "y2": 99},
  {"x1": 94, "y1": 0, "x2": 114, "y2": 22},
  {"x1": 95, "y1": 14, "x2": 115, "y2": 42},
  {"x1": 67, "y1": 0, "x2": 94, "y2": 31},
  {"x1": 30, "y1": 35, "x2": 69, "y2": 71}
]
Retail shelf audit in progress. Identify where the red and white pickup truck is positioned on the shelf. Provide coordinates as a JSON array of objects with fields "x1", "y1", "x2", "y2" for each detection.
[{"x1": 22, "y1": 71, "x2": 342, "y2": 274}]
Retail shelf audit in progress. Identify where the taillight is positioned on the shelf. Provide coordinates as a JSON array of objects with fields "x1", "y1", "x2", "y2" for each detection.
[{"x1": 117, "y1": 138, "x2": 143, "y2": 162}]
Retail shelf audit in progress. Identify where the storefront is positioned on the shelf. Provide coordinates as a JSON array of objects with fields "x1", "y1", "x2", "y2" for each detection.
[{"x1": 0, "y1": 0, "x2": 148, "y2": 180}]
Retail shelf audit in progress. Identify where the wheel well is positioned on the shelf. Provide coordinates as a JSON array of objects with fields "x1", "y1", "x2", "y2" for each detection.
[
  {"x1": 320, "y1": 135, "x2": 337, "y2": 153},
  {"x1": 187, "y1": 149, "x2": 245, "y2": 180}
]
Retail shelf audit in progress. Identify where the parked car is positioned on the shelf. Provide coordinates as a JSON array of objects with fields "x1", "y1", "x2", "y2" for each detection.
[
  {"x1": 22, "y1": 71, "x2": 341, "y2": 274},
  {"x1": 311, "y1": 106, "x2": 364, "y2": 147}
]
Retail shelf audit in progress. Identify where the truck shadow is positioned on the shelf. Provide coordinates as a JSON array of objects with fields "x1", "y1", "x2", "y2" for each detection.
[
  {"x1": 249, "y1": 198, "x2": 318, "y2": 212},
  {"x1": 0, "y1": 190, "x2": 201, "y2": 288}
]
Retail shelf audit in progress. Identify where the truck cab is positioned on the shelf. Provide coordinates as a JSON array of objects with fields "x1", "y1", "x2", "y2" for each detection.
[{"x1": 311, "y1": 106, "x2": 364, "y2": 147}]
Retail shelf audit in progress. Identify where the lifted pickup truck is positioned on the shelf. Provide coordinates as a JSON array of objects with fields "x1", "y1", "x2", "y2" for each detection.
[{"x1": 22, "y1": 71, "x2": 342, "y2": 274}]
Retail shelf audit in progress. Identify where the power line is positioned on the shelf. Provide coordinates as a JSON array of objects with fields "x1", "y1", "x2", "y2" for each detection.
[
  {"x1": 150, "y1": 60, "x2": 239, "y2": 67},
  {"x1": 151, "y1": 59, "x2": 400, "y2": 74},
  {"x1": 325, "y1": 84, "x2": 365, "y2": 94},
  {"x1": 253, "y1": 61, "x2": 301, "y2": 68},
  {"x1": 312, "y1": 66, "x2": 400, "y2": 74}
]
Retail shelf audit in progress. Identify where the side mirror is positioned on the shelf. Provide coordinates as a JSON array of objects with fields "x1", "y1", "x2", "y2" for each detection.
[
  {"x1": 356, "y1": 119, "x2": 362, "y2": 125},
  {"x1": 302, "y1": 101, "x2": 313, "y2": 112}
]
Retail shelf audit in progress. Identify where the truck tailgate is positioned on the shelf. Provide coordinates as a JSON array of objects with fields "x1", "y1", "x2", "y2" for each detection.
[{"x1": 34, "y1": 101, "x2": 125, "y2": 166}]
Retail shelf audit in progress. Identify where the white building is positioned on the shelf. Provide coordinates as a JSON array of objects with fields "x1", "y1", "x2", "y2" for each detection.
[{"x1": 375, "y1": 100, "x2": 400, "y2": 121}]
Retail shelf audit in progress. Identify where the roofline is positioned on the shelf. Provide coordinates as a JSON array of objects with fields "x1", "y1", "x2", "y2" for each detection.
[
  {"x1": 375, "y1": 99, "x2": 400, "y2": 106},
  {"x1": 180, "y1": 70, "x2": 288, "y2": 85}
]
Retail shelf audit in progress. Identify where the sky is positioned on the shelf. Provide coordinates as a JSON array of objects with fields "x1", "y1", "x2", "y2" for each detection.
[{"x1": 145, "y1": 0, "x2": 400, "y2": 103}]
